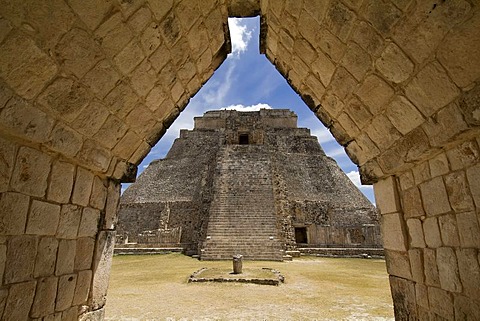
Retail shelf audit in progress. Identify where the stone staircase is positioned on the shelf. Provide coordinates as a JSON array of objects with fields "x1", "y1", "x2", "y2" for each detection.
[{"x1": 200, "y1": 145, "x2": 284, "y2": 261}]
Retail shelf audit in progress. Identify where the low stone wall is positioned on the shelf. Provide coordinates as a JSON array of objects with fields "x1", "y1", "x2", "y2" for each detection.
[{"x1": 298, "y1": 247, "x2": 385, "y2": 258}]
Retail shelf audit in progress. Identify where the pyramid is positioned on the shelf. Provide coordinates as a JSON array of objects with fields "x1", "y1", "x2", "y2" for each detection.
[{"x1": 117, "y1": 109, "x2": 382, "y2": 260}]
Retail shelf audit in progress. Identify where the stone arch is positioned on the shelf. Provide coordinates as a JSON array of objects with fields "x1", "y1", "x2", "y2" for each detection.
[{"x1": 0, "y1": 0, "x2": 478, "y2": 320}]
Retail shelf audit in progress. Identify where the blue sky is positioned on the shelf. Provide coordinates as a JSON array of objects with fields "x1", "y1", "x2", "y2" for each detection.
[{"x1": 128, "y1": 17, "x2": 375, "y2": 204}]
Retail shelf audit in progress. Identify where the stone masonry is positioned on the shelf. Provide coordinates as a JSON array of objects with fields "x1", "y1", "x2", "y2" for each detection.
[
  {"x1": 0, "y1": 0, "x2": 479, "y2": 320},
  {"x1": 117, "y1": 109, "x2": 381, "y2": 260}
]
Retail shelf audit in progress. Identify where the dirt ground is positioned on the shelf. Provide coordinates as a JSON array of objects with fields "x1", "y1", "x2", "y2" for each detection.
[{"x1": 105, "y1": 254, "x2": 394, "y2": 321}]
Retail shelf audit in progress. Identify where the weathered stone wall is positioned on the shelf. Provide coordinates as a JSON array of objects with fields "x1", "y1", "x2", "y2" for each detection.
[{"x1": 0, "y1": 0, "x2": 478, "y2": 319}]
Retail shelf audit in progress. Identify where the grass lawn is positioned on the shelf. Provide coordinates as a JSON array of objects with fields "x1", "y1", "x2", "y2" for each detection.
[{"x1": 105, "y1": 253, "x2": 394, "y2": 320}]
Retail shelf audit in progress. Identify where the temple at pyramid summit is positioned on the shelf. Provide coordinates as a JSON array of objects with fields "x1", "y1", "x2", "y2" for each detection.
[{"x1": 116, "y1": 109, "x2": 382, "y2": 260}]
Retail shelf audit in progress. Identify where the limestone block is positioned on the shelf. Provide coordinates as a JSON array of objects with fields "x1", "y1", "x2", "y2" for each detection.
[
  {"x1": 105, "y1": 81, "x2": 139, "y2": 119},
  {"x1": 337, "y1": 113, "x2": 359, "y2": 139},
  {"x1": 373, "y1": 176, "x2": 400, "y2": 215},
  {"x1": 128, "y1": 7, "x2": 152, "y2": 34},
  {"x1": 0, "y1": 136, "x2": 15, "y2": 192},
  {"x1": 75, "y1": 237, "x2": 95, "y2": 271},
  {"x1": 0, "y1": 18, "x2": 12, "y2": 43},
  {"x1": 355, "y1": 74, "x2": 394, "y2": 115},
  {"x1": 148, "y1": 0, "x2": 173, "y2": 22},
  {"x1": 90, "y1": 177, "x2": 108, "y2": 211},
  {"x1": 445, "y1": 171, "x2": 474, "y2": 212},
  {"x1": 316, "y1": 28, "x2": 346, "y2": 63},
  {"x1": 392, "y1": 0, "x2": 470, "y2": 64},
  {"x1": 68, "y1": 0, "x2": 113, "y2": 30},
  {"x1": 408, "y1": 249, "x2": 424, "y2": 283},
  {"x1": 366, "y1": 115, "x2": 402, "y2": 151},
  {"x1": 82, "y1": 60, "x2": 121, "y2": 99},
  {"x1": 26, "y1": 200, "x2": 61, "y2": 236},
  {"x1": 78, "y1": 140, "x2": 112, "y2": 173},
  {"x1": 95, "y1": 13, "x2": 133, "y2": 57},
  {"x1": 55, "y1": 28, "x2": 103, "y2": 79},
  {"x1": 56, "y1": 239, "x2": 76, "y2": 276},
  {"x1": 323, "y1": 2, "x2": 355, "y2": 42},
  {"x1": 454, "y1": 294, "x2": 480, "y2": 321},
  {"x1": 456, "y1": 211, "x2": 480, "y2": 248},
  {"x1": 406, "y1": 218, "x2": 425, "y2": 248},
  {"x1": 438, "y1": 214, "x2": 460, "y2": 247},
  {"x1": 426, "y1": 103, "x2": 470, "y2": 147},
  {"x1": 388, "y1": 276, "x2": 417, "y2": 320},
  {"x1": 385, "y1": 96, "x2": 424, "y2": 135},
  {"x1": 91, "y1": 231, "x2": 116, "y2": 310},
  {"x1": 351, "y1": 21, "x2": 384, "y2": 57},
  {"x1": 429, "y1": 153, "x2": 449, "y2": 178},
  {"x1": 466, "y1": 163, "x2": 480, "y2": 208},
  {"x1": 419, "y1": 177, "x2": 451, "y2": 216},
  {"x1": 402, "y1": 187, "x2": 424, "y2": 219},
  {"x1": 130, "y1": 142, "x2": 151, "y2": 167},
  {"x1": 141, "y1": 22, "x2": 162, "y2": 56},
  {"x1": 346, "y1": 134, "x2": 379, "y2": 166},
  {"x1": 415, "y1": 283, "x2": 429, "y2": 309},
  {"x1": 311, "y1": 50, "x2": 335, "y2": 87},
  {"x1": 94, "y1": 115, "x2": 129, "y2": 150},
  {"x1": 113, "y1": 131, "x2": 143, "y2": 161},
  {"x1": 4, "y1": 235, "x2": 37, "y2": 283},
  {"x1": 328, "y1": 67, "x2": 357, "y2": 100},
  {"x1": 456, "y1": 248, "x2": 480, "y2": 301},
  {"x1": 340, "y1": 42, "x2": 372, "y2": 81},
  {"x1": 3, "y1": 281, "x2": 36, "y2": 321},
  {"x1": 412, "y1": 162, "x2": 430, "y2": 185},
  {"x1": 37, "y1": 77, "x2": 91, "y2": 122},
  {"x1": 423, "y1": 248, "x2": 440, "y2": 287},
  {"x1": 72, "y1": 168, "x2": 94, "y2": 207},
  {"x1": 43, "y1": 312, "x2": 63, "y2": 321},
  {"x1": 385, "y1": 250, "x2": 412, "y2": 280},
  {"x1": 428, "y1": 286, "x2": 454, "y2": 320},
  {"x1": 0, "y1": 96, "x2": 55, "y2": 144},
  {"x1": 48, "y1": 161, "x2": 75, "y2": 204},
  {"x1": 118, "y1": 0, "x2": 144, "y2": 18},
  {"x1": 187, "y1": 22, "x2": 209, "y2": 58},
  {"x1": 73, "y1": 270, "x2": 92, "y2": 306},
  {"x1": 79, "y1": 307, "x2": 105, "y2": 321},
  {"x1": 438, "y1": 11, "x2": 480, "y2": 88},
  {"x1": 31, "y1": 276, "x2": 57, "y2": 317},
  {"x1": 0, "y1": 192, "x2": 29, "y2": 235},
  {"x1": 114, "y1": 41, "x2": 145, "y2": 75},
  {"x1": 0, "y1": 244, "x2": 5, "y2": 285},
  {"x1": 34, "y1": 237, "x2": 58, "y2": 278},
  {"x1": 380, "y1": 213, "x2": 408, "y2": 252},
  {"x1": 405, "y1": 61, "x2": 459, "y2": 117},
  {"x1": 375, "y1": 43, "x2": 414, "y2": 83},
  {"x1": 398, "y1": 171, "x2": 414, "y2": 191},
  {"x1": 0, "y1": 32, "x2": 57, "y2": 99},
  {"x1": 145, "y1": 86, "x2": 167, "y2": 112},
  {"x1": 62, "y1": 307, "x2": 77, "y2": 321},
  {"x1": 447, "y1": 140, "x2": 479, "y2": 171},
  {"x1": 71, "y1": 101, "x2": 110, "y2": 138},
  {"x1": 57, "y1": 205, "x2": 81, "y2": 239},
  {"x1": 47, "y1": 123, "x2": 83, "y2": 158},
  {"x1": 423, "y1": 217, "x2": 442, "y2": 248},
  {"x1": 104, "y1": 181, "x2": 121, "y2": 230},
  {"x1": 362, "y1": 0, "x2": 401, "y2": 36},
  {"x1": 437, "y1": 247, "x2": 462, "y2": 293},
  {"x1": 459, "y1": 83, "x2": 480, "y2": 127},
  {"x1": 130, "y1": 60, "x2": 156, "y2": 96},
  {"x1": 56, "y1": 274, "x2": 77, "y2": 311},
  {"x1": 126, "y1": 105, "x2": 157, "y2": 137},
  {"x1": 0, "y1": 288, "x2": 7, "y2": 318},
  {"x1": 78, "y1": 207, "x2": 101, "y2": 238}
]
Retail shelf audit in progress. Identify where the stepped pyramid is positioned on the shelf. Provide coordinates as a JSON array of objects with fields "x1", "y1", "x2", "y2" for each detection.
[{"x1": 117, "y1": 109, "x2": 381, "y2": 260}]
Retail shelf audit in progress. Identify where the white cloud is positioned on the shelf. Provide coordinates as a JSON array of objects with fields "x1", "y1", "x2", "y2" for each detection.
[
  {"x1": 203, "y1": 62, "x2": 235, "y2": 107},
  {"x1": 346, "y1": 170, "x2": 373, "y2": 191},
  {"x1": 311, "y1": 127, "x2": 336, "y2": 144},
  {"x1": 222, "y1": 103, "x2": 273, "y2": 112},
  {"x1": 228, "y1": 18, "x2": 253, "y2": 57},
  {"x1": 325, "y1": 146, "x2": 348, "y2": 157}
]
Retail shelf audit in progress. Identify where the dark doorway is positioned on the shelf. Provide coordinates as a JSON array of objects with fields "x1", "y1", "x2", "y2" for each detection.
[
  {"x1": 239, "y1": 134, "x2": 249, "y2": 145},
  {"x1": 295, "y1": 227, "x2": 308, "y2": 244}
]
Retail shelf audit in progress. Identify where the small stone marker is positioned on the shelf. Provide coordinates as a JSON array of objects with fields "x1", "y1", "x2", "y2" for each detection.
[{"x1": 233, "y1": 254, "x2": 243, "y2": 274}]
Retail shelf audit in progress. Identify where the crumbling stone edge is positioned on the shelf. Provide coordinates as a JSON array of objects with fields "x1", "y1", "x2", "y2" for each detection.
[{"x1": 188, "y1": 268, "x2": 285, "y2": 286}]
